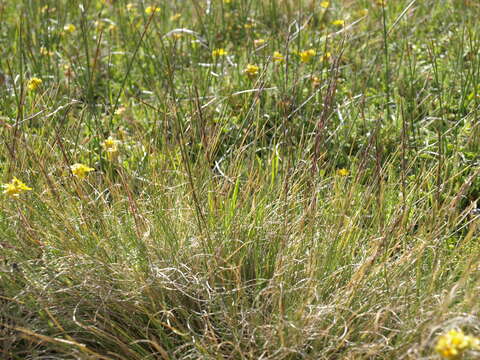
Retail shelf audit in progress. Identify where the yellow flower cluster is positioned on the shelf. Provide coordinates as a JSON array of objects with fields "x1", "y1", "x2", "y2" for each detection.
[
  {"x1": 145, "y1": 6, "x2": 160, "y2": 15},
  {"x1": 70, "y1": 163, "x2": 95, "y2": 179},
  {"x1": 102, "y1": 136, "x2": 121, "y2": 161},
  {"x1": 299, "y1": 49, "x2": 316, "y2": 63},
  {"x1": 2, "y1": 177, "x2": 32, "y2": 198},
  {"x1": 212, "y1": 48, "x2": 227, "y2": 57},
  {"x1": 435, "y1": 329, "x2": 480, "y2": 359},
  {"x1": 4, "y1": 160, "x2": 109, "y2": 198},
  {"x1": 27, "y1": 77, "x2": 43, "y2": 92},
  {"x1": 273, "y1": 51, "x2": 285, "y2": 63},
  {"x1": 332, "y1": 19, "x2": 345, "y2": 27},
  {"x1": 244, "y1": 64, "x2": 260, "y2": 77}
]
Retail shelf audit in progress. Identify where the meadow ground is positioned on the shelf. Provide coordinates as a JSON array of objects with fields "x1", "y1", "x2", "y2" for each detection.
[{"x1": 1, "y1": 0, "x2": 480, "y2": 358}]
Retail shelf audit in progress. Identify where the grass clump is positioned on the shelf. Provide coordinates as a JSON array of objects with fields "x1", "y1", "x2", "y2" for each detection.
[{"x1": 2, "y1": 0, "x2": 480, "y2": 358}]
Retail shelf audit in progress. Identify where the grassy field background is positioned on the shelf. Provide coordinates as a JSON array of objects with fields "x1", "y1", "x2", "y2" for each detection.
[{"x1": 2, "y1": 0, "x2": 480, "y2": 358}]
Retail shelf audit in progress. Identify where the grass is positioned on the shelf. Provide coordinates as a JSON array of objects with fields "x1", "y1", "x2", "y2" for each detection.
[{"x1": 2, "y1": 0, "x2": 480, "y2": 358}]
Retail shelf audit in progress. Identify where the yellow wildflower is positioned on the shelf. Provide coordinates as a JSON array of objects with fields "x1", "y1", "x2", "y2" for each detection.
[
  {"x1": 102, "y1": 136, "x2": 120, "y2": 161},
  {"x1": 244, "y1": 64, "x2": 260, "y2": 77},
  {"x1": 212, "y1": 48, "x2": 228, "y2": 57},
  {"x1": 435, "y1": 329, "x2": 478, "y2": 359},
  {"x1": 299, "y1": 49, "x2": 316, "y2": 63},
  {"x1": 170, "y1": 13, "x2": 181, "y2": 21},
  {"x1": 70, "y1": 163, "x2": 95, "y2": 179},
  {"x1": 3, "y1": 177, "x2": 32, "y2": 198},
  {"x1": 126, "y1": 3, "x2": 135, "y2": 11},
  {"x1": 320, "y1": 1, "x2": 329, "y2": 8},
  {"x1": 273, "y1": 51, "x2": 285, "y2": 63},
  {"x1": 254, "y1": 39, "x2": 266, "y2": 47},
  {"x1": 332, "y1": 19, "x2": 345, "y2": 27},
  {"x1": 63, "y1": 24, "x2": 76, "y2": 33},
  {"x1": 337, "y1": 168, "x2": 349, "y2": 177},
  {"x1": 224, "y1": 0, "x2": 232, "y2": 3},
  {"x1": 145, "y1": 6, "x2": 160, "y2": 15},
  {"x1": 27, "y1": 77, "x2": 42, "y2": 91}
]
